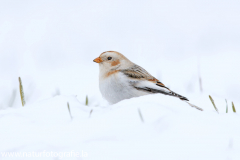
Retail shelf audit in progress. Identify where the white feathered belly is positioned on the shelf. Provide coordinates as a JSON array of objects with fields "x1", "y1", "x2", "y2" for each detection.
[{"x1": 99, "y1": 72, "x2": 148, "y2": 104}]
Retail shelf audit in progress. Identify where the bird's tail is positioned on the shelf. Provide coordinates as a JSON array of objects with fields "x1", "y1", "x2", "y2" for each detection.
[
  {"x1": 170, "y1": 91, "x2": 189, "y2": 101},
  {"x1": 184, "y1": 101, "x2": 203, "y2": 111}
]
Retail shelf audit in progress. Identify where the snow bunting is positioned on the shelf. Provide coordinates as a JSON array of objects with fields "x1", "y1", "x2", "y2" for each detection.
[{"x1": 93, "y1": 51, "x2": 203, "y2": 111}]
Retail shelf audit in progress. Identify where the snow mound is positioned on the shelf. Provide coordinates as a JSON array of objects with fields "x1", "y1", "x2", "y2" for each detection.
[{"x1": 0, "y1": 94, "x2": 240, "y2": 160}]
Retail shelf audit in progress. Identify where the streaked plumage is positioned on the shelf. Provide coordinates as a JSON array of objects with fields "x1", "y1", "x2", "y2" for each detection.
[
  {"x1": 120, "y1": 64, "x2": 189, "y2": 101},
  {"x1": 93, "y1": 51, "x2": 203, "y2": 111}
]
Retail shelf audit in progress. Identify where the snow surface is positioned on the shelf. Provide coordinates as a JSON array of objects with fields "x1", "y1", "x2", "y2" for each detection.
[
  {"x1": 0, "y1": 94, "x2": 240, "y2": 160},
  {"x1": 0, "y1": 0, "x2": 240, "y2": 159}
]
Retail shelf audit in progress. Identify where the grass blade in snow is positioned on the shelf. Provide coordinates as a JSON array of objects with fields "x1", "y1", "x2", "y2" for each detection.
[
  {"x1": 86, "y1": 95, "x2": 88, "y2": 106},
  {"x1": 226, "y1": 99, "x2": 228, "y2": 113},
  {"x1": 89, "y1": 109, "x2": 93, "y2": 118},
  {"x1": 209, "y1": 95, "x2": 218, "y2": 113},
  {"x1": 138, "y1": 108, "x2": 144, "y2": 123},
  {"x1": 232, "y1": 102, "x2": 236, "y2": 113},
  {"x1": 18, "y1": 77, "x2": 25, "y2": 107},
  {"x1": 67, "y1": 102, "x2": 73, "y2": 120}
]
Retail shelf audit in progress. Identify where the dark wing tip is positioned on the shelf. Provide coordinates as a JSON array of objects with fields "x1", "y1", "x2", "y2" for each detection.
[
  {"x1": 170, "y1": 91, "x2": 189, "y2": 101},
  {"x1": 155, "y1": 81, "x2": 189, "y2": 101},
  {"x1": 180, "y1": 97, "x2": 189, "y2": 101}
]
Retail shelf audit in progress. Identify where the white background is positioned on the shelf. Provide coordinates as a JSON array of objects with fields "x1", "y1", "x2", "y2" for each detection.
[{"x1": 0, "y1": 1, "x2": 240, "y2": 159}]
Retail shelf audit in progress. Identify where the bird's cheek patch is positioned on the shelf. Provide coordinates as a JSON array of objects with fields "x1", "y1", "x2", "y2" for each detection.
[{"x1": 111, "y1": 60, "x2": 120, "y2": 66}]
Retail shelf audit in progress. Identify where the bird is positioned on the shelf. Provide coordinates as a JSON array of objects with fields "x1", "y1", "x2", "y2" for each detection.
[{"x1": 93, "y1": 51, "x2": 203, "y2": 111}]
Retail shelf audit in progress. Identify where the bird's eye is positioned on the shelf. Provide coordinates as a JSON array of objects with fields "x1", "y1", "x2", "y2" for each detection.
[{"x1": 107, "y1": 57, "x2": 112, "y2": 60}]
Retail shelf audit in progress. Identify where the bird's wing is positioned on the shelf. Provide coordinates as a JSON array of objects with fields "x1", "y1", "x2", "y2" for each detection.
[{"x1": 120, "y1": 64, "x2": 189, "y2": 101}]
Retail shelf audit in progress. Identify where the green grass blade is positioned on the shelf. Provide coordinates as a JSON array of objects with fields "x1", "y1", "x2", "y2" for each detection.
[
  {"x1": 18, "y1": 77, "x2": 25, "y2": 107},
  {"x1": 209, "y1": 95, "x2": 218, "y2": 113},
  {"x1": 85, "y1": 95, "x2": 88, "y2": 106},
  {"x1": 232, "y1": 102, "x2": 236, "y2": 113},
  {"x1": 225, "y1": 99, "x2": 228, "y2": 113}
]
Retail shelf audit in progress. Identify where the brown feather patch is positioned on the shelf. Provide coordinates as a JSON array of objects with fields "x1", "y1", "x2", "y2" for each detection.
[
  {"x1": 100, "y1": 51, "x2": 118, "y2": 56},
  {"x1": 100, "y1": 51, "x2": 125, "y2": 58},
  {"x1": 157, "y1": 81, "x2": 165, "y2": 86},
  {"x1": 148, "y1": 78, "x2": 159, "y2": 82},
  {"x1": 111, "y1": 60, "x2": 120, "y2": 66},
  {"x1": 106, "y1": 70, "x2": 119, "y2": 77}
]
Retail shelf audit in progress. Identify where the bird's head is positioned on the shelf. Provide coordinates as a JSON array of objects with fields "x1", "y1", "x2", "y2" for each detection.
[{"x1": 93, "y1": 51, "x2": 131, "y2": 72}]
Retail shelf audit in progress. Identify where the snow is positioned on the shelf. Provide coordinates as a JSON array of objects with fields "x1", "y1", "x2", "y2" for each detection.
[
  {"x1": 0, "y1": 94, "x2": 240, "y2": 160},
  {"x1": 0, "y1": 0, "x2": 240, "y2": 159}
]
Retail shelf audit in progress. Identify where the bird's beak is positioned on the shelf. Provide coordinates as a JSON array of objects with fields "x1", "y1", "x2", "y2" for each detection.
[{"x1": 93, "y1": 57, "x2": 103, "y2": 63}]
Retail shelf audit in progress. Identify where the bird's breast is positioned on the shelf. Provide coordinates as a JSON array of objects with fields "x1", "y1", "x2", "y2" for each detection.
[{"x1": 99, "y1": 72, "x2": 146, "y2": 104}]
